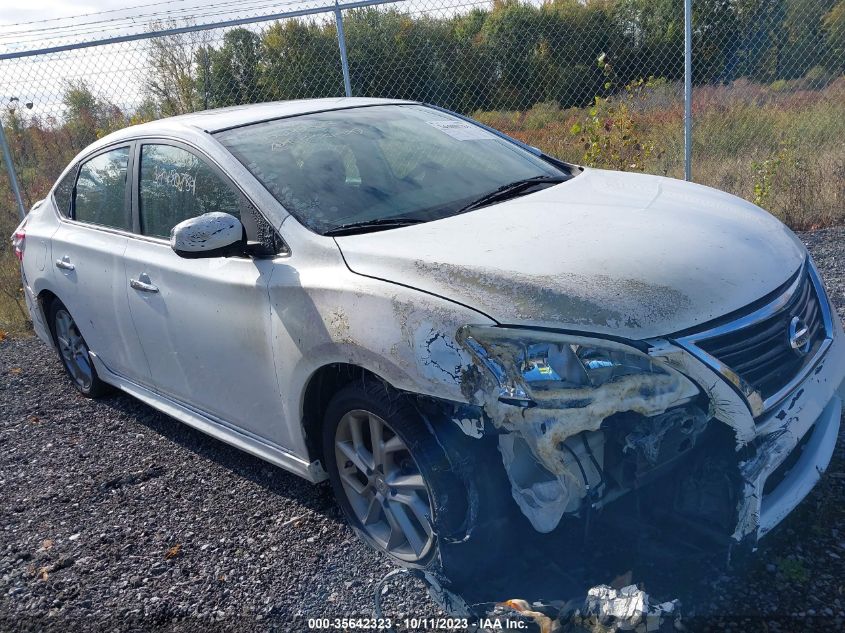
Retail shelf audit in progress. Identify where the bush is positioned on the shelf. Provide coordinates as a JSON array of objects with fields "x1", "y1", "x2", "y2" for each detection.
[
  {"x1": 475, "y1": 77, "x2": 845, "y2": 229},
  {"x1": 0, "y1": 223, "x2": 29, "y2": 333},
  {"x1": 570, "y1": 79, "x2": 663, "y2": 172}
]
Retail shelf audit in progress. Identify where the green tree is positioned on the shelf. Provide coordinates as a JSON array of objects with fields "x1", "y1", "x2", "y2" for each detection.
[
  {"x1": 614, "y1": 0, "x2": 683, "y2": 81},
  {"x1": 62, "y1": 81, "x2": 124, "y2": 147},
  {"x1": 446, "y1": 8, "x2": 494, "y2": 112},
  {"x1": 344, "y1": 9, "x2": 452, "y2": 103},
  {"x1": 197, "y1": 28, "x2": 264, "y2": 107},
  {"x1": 478, "y1": 0, "x2": 545, "y2": 109},
  {"x1": 261, "y1": 20, "x2": 344, "y2": 100},
  {"x1": 541, "y1": 0, "x2": 629, "y2": 107},
  {"x1": 778, "y1": 0, "x2": 838, "y2": 79},
  {"x1": 824, "y1": 1, "x2": 845, "y2": 70},
  {"x1": 145, "y1": 24, "x2": 209, "y2": 115}
]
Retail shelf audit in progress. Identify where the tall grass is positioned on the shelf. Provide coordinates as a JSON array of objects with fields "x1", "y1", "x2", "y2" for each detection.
[
  {"x1": 0, "y1": 233, "x2": 28, "y2": 335},
  {"x1": 475, "y1": 77, "x2": 845, "y2": 229}
]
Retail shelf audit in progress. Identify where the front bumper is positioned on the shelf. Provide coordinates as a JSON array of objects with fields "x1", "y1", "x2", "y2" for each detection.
[
  {"x1": 731, "y1": 312, "x2": 845, "y2": 542},
  {"x1": 756, "y1": 396, "x2": 840, "y2": 537},
  {"x1": 649, "y1": 305, "x2": 845, "y2": 544}
]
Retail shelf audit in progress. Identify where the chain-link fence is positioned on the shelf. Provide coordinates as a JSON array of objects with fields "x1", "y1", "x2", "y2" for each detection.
[
  {"x1": 690, "y1": 0, "x2": 845, "y2": 230},
  {"x1": 1, "y1": 0, "x2": 844, "y2": 325}
]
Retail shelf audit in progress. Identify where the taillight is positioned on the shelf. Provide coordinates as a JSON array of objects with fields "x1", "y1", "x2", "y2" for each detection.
[{"x1": 12, "y1": 228, "x2": 25, "y2": 261}]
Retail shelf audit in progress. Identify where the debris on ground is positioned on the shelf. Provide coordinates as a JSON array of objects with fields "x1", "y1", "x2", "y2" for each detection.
[
  {"x1": 466, "y1": 584, "x2": 679, "y2": 633},
  {"x1": 574, "y1": 585, "x2": 679, "y2": 632}
]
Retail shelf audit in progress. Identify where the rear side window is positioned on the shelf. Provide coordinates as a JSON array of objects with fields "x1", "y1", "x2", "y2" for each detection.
[
  {"x1": 53, "y1": 167, "x2": 76, "y2": 217},
  {"x1": 139, "y1": 144, "x2": 242, "y2": 238},
  {"x1": 74, "y1": 147, "x2": 130, "y2": 230}
]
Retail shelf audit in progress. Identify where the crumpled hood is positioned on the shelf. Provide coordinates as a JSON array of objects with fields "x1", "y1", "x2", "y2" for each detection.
[{"x1": 336, "y1": 169, "x2": 806, "y2": 339}]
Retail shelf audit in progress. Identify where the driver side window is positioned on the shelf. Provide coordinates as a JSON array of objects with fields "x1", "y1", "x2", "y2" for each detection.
[{"x1": 139, "y1": 144, "x2": 242, "y2": 239}]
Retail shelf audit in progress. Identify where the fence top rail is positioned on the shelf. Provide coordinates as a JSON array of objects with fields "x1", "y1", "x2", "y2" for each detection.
[{"x1": 0, "y1": 0, "x2": 404, "y2": 62}]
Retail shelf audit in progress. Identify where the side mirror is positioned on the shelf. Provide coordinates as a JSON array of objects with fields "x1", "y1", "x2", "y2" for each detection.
[{"x1": 170, "y1": 212, "x2": 246, "y2": 259}]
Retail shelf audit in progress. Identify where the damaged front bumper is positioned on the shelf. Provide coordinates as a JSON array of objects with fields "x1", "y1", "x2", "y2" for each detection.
[
  {"x1": 750, "y1": 394, "x2": 841, "y2": 540},
  {"x1": 669, "y1": 261, "x2": 845, "y2": 544},
  {"x1": 732, "y1": 325, "x2": 845, "y2": 542}
]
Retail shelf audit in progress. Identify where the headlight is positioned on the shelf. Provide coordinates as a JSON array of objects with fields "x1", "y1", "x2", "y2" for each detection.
[{"x1": 458, "y1": 326, "x2": 685, "y2": 407}]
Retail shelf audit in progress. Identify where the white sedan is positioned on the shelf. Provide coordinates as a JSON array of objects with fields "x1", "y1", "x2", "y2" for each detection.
[{"x1": 12, "y1": 98, "x2": 845, "y2": 580}]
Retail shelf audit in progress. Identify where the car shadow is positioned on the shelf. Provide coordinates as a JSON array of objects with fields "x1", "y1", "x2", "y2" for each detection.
[{"x1": 95, "y1": 389, "x2": 343, "y2": 524}]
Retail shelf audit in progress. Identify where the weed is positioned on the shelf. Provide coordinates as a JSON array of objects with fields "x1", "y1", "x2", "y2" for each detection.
[{"x1": 775, "y1": 557, "x2": 809, "y2": 583}]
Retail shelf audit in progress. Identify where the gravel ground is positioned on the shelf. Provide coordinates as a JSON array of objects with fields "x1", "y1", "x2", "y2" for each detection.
[{"x1": 1, "y1": 227, "x2": 844, "y2": 632}]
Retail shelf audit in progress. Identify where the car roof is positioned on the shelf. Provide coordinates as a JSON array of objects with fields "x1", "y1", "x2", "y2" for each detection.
[{"x1": 98, "y1": 97, "x2": 416, "y2": 145}]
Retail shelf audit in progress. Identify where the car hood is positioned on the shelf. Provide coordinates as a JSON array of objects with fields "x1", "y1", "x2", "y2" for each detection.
[{"x1": 335, "y1": 168, "x2": 806, "y2": 339}]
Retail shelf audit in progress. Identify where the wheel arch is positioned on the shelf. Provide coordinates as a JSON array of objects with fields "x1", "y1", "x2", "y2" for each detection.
[
  {"x1": 36, "y1": 288, "x2": 60, "y2": 345},
  {"x1": 301, "y1": 362, "x2": 394, "y2": 465},
  {"x1": 308, "y1": 360, "x2": 510, "y2": 572},
  {"x1": 37, "y1": 288, "x2": 59, "y2": 311}
]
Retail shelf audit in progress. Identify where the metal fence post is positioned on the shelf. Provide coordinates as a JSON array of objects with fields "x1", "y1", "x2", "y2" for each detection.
[
  {"x1": 0, "y1": 118, "x2": 26, "y2": 221},
  {"x1": 334, "y1": 1, "x2": 353, "y2": 97},
  {"x1": 684, "y1": 0, "x2": 692, "y2": 181}
]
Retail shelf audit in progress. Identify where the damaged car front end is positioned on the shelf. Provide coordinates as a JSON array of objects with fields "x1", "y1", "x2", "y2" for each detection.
[
  {"x1": 448, "y1": 257, "x2": 844, "y2": 552},
  {"x1": 217, "y1": 104, "x2": 845, "y2": 613},
  {"x1": 458, "y1": 326, "x2": 703, "y2": 533},
  {"x1": 670, "y1": 259, "x2": 844, "y2": 544},
  {"x1": 20, "y1": 99, "x2": 844, "y2": 623}
]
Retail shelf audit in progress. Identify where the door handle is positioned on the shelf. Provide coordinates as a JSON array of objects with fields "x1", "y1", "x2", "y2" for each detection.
[
  {"x1": 55, "y1": 256, "x2": 75, "y2": 271},
  {"x1": 130, "y1": 274, "x2": 159, "y2": 293}
]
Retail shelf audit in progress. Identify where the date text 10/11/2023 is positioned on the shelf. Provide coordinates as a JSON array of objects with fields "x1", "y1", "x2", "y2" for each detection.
[{"x1": 307, "y1": 617, "x2": 529, "y2": 630}]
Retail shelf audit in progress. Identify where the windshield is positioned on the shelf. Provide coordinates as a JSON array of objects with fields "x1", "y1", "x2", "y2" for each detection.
[{"x1": 215, "y1": 104, "x2": 574, "y2": 235}]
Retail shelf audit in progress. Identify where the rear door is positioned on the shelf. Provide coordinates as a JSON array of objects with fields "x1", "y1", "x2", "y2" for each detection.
[
  {"x1": 123, "y1": 140, "x2": 287, "y2": 444},
  {"x1": 50, "y1": 144, "x2": 152, "y2": 385}
]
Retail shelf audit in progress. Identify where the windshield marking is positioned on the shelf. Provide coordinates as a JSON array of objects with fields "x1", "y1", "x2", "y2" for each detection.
[
  {"x1": 270, "y1": 126, "x2": 364, "y2": 151},
  {"x1": 425, "y1": 120, "x2": 497, "y2": 141},
  {"x1": 154, "y1": 164, "x2": 197, "y2": 196}
]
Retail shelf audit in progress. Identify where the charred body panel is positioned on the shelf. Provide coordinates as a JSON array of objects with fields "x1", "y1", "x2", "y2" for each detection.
[
  {"x1": 417, "y1": 261, "x2": 845, "y2": 548},
  {"x1": 451, "y1": 325, "x2": 708, "y2": 534},
  {"x1": 335, "y1": 169, "x2": 807, "y2": 340}
]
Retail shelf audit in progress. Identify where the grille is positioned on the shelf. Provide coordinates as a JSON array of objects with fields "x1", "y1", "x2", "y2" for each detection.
[{"x1": 695, "y1": 268, "x2": 827, "y2": 405}]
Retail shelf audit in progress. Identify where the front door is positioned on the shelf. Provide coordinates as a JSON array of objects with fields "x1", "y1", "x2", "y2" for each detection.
[{"x1": 123, "y1": 141, "x2": 286, "y2": 445}]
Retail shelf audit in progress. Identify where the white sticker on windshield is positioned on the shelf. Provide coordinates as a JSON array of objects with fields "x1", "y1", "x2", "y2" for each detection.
[{"x1": 426, "y1": 120, "x2": 496, "y2": 141}]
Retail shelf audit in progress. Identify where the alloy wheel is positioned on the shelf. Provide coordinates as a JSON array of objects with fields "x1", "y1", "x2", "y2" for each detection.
[
  {"x1": 334, "y1": 409, "x2": 435, "y2": 562},
  {"x1": 54, "y1": 309, "x2": 93, "y2": 391}
]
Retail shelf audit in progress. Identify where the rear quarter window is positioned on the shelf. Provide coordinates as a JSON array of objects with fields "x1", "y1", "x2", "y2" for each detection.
[{"x1": 53, "y1": 166, "x2": 76, "y2": 217}]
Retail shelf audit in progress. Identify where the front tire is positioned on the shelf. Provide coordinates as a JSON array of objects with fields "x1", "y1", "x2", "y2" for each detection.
[
  {"x1": 48, "y1": 299, "x2": 111, "y2": 398},
  {"x1": 322, "y1": 380, "x2": 467, "y2": 567}
]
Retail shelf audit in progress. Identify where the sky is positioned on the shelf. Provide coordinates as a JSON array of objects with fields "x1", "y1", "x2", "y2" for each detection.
[
  {"x1": 1, "y1": 1, "x2": 140, "y2": 27},
  {"x1": 0, "y1": 0, "x2": 323, "y2": 51},
  {"x1": 0, "y1": 0, "x2": 270, "y2": 29},
  {"x1": 0, "y1": 0, "x2": 487, "y2": 117},
  {"x1": 0, "y1": 0, "x2": 335, "y2": 115},
  {"x1": 0, "y1": 1, "x2": 221, "y2": 39}
]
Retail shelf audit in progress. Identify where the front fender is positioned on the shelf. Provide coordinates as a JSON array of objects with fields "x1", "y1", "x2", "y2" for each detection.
[{"x1": 268, "y1": 261, "x2": 495, "y2": 459}]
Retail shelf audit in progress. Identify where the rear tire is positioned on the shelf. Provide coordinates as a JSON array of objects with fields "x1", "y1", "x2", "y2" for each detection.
[{"x1": 47, "y1": 299, "x2": 111, "y2": 398}]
